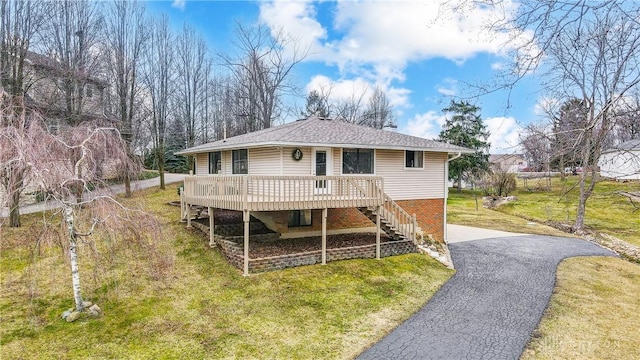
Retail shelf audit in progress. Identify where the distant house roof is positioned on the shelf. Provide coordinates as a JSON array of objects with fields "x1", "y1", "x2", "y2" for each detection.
[
  {"x1": 177, "y1": 117, "x2": 473, "y2": 155},
  {"x1": 602, "y1": 139, "x2": 640, "y2": 154},
  {"x1": 489, "y1": 154, "x2": 524, "y2": 163},
  {"x1": 25, "y1": 51, "x2": 108, "y2": 87}
]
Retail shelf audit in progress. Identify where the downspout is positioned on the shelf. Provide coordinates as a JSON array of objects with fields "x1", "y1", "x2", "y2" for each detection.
[{"x1": 444, "y1": 152, "x2": 462, "y2": 244}]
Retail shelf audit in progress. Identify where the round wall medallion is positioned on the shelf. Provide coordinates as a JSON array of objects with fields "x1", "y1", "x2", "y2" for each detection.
[{"x1": 292, "y1": 148, "x2": 303, "y2": 161}]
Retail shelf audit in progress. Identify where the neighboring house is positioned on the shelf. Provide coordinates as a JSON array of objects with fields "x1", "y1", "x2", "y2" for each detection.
[
  {"x1": 23, "y1": 51, "x2": 113, "y2": 130},
  {"x1": 1, "y1": 51, "x2": 117, "y2": 208},
  {"x1": 599, "y1": 139, "x2": 640, "y2": 180},
  {"x1": 176, "y1": 116, "x2": 472, "y2": 275},
  {"x1": 489, "y1": 153, "x2": 528, "y2": 173}
]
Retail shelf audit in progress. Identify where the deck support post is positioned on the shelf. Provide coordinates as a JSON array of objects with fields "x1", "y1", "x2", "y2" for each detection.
[
  {"x1": 179, "y1": 187, "x2": 186, "y2": 222},
  {"x1": 412, "y1": 214, "x2": 417, "y2": 243},
  {"x1": 322, "y1": 208, "x2": 327, "y2": 265},
  {"x1": 209, "y1": 207, "x2": 215, "y2": 247},
  {"x1": 186, "y1": 204, "x2": 192, "y2": 228},
  {"x1": 376, "y1": 205, "x2": 382, "y2": 259},
  {"x1": 243, "y1": 210, "x2": 250, "y2": 276}
]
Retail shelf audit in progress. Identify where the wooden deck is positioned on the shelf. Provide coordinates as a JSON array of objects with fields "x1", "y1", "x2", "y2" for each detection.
[
  {"x1": 180, "y1": 175, "x2": 418, "y2": 276},
  {"x1": 182, "y1": 175, "x2": 385, "y2": 211}
]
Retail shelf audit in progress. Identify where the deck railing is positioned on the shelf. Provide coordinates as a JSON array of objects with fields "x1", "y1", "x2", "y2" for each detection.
[{"x1": 183, "y1": 175, "x2": 385, "y2": 211}]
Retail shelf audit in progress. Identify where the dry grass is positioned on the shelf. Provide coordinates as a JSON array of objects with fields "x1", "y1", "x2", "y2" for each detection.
[
  {"x1": 500, "y1": 177, "x2": 640, "y2": 246},
  {"x1": 522, "y1": 257, "x2": 640, "y2": 360},
  {"x1": 0, "y1": 183, "x2": 453, "y2": 359},
  {"x1": 447, "y1": 191, "x2": 570, "y2": 237}
]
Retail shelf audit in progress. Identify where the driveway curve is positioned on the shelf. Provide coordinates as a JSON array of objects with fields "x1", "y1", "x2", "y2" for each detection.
[{"x1": 358, "y1": 233, "x2": 615, "y2": 360}]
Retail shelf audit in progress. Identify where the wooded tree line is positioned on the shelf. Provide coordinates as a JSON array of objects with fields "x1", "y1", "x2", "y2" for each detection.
[{"x1": 1, "y1": 0, "x2": 399, "y2": 228}]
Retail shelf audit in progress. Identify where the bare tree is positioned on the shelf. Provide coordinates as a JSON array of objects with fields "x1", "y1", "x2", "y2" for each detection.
[
  {"x1": 520, "y1": 124, "x2": 551, "y2": 172},
  {"x1": 479, "y1": 0, "x2": 640, "y2": 231},
  {"x1": 221, "y1": 22, "x2": 306, "y2": 132},
  {"x1": 143, "y1": 14, "x2": 172, "y2": 189},
  {"x1": 361, "y1": 86, "x2": 395, "y2": 129},
  {"x1": 334, "y1": 87, "x2": 368, "y2": 124},
  {"x1": 1, "y1": 103, "x2": 152, "y2": 315},
  {"x1": 102, "y1": 0, "x2": 147, "y2": 197},
  {"x1": 175, "y1": 24, "x2": 208, "y2": 170},
  {"x1": 0, "y1": 0, "x2": 49, "y2": 227},
  {"x1": 42, "y1": 0, "x2": 103, "y2": 126}
]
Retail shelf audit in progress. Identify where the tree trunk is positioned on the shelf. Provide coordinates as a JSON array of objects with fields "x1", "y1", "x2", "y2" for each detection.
[
  {"x1": 64, "y1": 206, "x2": 84, "y2": 311},
  {"x1": 457, "y1": 172, "x2": 462, "y2": 193},
  {"x1": 156, "y1": 147, "x2": 165, "y2": 190},
  {"x1": 124, "y1": 173, "x2": 132, "y2": 198},
  {"x1": 8, "y1": 177, "x2": 22, "y2": 227}
]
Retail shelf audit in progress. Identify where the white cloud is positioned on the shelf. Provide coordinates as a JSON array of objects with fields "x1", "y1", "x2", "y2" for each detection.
[
  {"x1": 485, "y1": 116, "x2": 522, "y2": 152},
  {"x1": 306, "y1": 75, "x2": 411, "y2": 109},
  {"x1": 171, "y1": 0, "x2": 186, "y2": 10},
  {"x1": 260, "y1": 0, "x2": 529, "y2": 110},
  {"x1": 400, "y1": 112, "x2": 523, "y2": 152},
  {"x1": 400, "y1": 111, "x2": 447, "y2": 140},
  {"x1": 436, "y1": 78, "x2": 458, "y2": 96}
]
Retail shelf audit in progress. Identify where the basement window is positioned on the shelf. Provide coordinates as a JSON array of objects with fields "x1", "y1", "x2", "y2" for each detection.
[{"x1": 288, "y1": 210, "x2": 312, "y2": 227}]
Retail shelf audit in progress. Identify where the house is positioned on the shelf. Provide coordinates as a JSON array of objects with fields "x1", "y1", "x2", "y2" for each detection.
[
  {"x1": 176, "y1": 117, "x2": 472, "y2": 275},
  {"x1": 1, "y1": 51, "x2": 116, "y2": 208},
  {"x1": 598, "y1": 139, "x2": 640, "y2": 180},
  {"x1": 23, "y1": 51, "x2": 113, "y2": 129},
  {"x1": 489, "y1": 153, "x2": 527, "y2": 173}
]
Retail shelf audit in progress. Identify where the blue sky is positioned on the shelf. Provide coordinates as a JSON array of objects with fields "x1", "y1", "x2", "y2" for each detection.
[{"x1": 147, "y1": 0, "x2": 545, "y2": 153}]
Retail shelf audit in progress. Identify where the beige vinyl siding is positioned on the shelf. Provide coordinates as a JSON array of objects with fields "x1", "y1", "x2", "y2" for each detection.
[
  {"x1": 195, "y1": 153, "x2": 208, "y2": 175},
  {"x1": 375, "y1": 150, "x2": 446, "y2": 200},
  {"x1": 283, "y1": 146, "x2": 312, "y2": 175},
  {"x1": 248, "y1": 147, "x2": 281, "y2": 175},
  {"x1": 332, "y1": 148, "x2": 341, "y2": 175}
]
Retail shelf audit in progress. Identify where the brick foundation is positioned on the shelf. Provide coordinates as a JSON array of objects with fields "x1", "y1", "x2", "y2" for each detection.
[{"x1": 395, "y1": 198, "x2": 445, "y2": 242}]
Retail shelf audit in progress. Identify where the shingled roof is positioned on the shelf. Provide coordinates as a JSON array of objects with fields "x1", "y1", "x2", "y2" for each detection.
[
  {"x1": 602, "y1": 139, "x2": 640, "y2": 154},
  {"x1": 177, "y1": 117, "x2": 472, "y2": 155}
]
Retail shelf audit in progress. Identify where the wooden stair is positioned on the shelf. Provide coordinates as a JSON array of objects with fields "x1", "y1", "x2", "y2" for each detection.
[{"x1": 357, "y1": 206, "x2": 409, "y2": 241}]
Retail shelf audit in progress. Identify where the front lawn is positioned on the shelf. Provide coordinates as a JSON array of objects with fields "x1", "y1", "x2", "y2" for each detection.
[
  {"x1": 501, "y1": 176, "x2": 640, "y2": 247},
  {"x1": 0, "y1": 184, "x2": 452, "y2": 359},
  {"x1": 522, "y1": 257, "x2": 640, "y2": 360}
]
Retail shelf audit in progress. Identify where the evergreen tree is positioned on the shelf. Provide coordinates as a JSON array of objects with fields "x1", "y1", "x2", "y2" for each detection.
[
  {"x1": 301, "y1": 90, "x2": 330, "y2": 118},
  {"x1": 438, "y1": 100, "x2": 490, "y2": 192}
]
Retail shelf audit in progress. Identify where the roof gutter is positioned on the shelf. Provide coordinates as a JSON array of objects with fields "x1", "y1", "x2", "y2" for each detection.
[{"x1": 448, "y1": 152, "x2": 462, "y2": 162}]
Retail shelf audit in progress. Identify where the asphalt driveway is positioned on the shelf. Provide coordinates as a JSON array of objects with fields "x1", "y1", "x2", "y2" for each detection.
[{"x1": 358, "y1": 228, "x2": 615, "y2": 360}]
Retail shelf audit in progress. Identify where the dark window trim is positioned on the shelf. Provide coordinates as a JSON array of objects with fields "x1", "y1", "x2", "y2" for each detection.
[
  {"x1": 405, "y1": 150, "x2": 424, "y2": 169},
  {"x1": 208, "y1": 151, "x2": 221, "y2": 174},
  {"x1": 288, "y1": 209, "x2": 312, "y2": 227},
  {"x1": 232, "y1": 149, "x2": 248, "y2": 174},
  {"x1": 342, "y1": 148, "x2": 375, "y2": 174}
]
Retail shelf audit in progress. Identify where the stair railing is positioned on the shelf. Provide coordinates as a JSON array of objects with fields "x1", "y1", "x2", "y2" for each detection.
[{"x1": 379, "y1": 193, "x2": 417, "y2": 242}]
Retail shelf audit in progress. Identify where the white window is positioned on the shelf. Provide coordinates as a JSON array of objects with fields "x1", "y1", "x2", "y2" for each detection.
[{"x1": 405, "y1": 150, "x2": 423, "y2": 168}]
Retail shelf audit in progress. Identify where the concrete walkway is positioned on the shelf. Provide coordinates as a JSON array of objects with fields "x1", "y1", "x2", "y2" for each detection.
[
  {"x1": 1, "y1": 173, "x2": 186, "y2": 217},
  {"x1": 358, "y1": 228, "x2": 615, "y2": 360}
]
